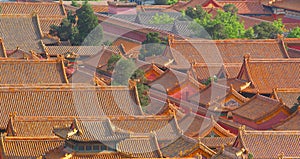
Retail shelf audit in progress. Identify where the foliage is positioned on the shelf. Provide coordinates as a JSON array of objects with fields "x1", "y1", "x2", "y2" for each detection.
[
  {"x1": 49, "y1": 3, "x2": 103, "y2": 46},
  {"x1": 154, "y1": 0, "x2": 168, "y2": 5},
  {"x1": 136, "y1": 83, "x2": 150, "y2": 107},
  {"x1": 131, "y1": 69, "x2": 150, "y2": 107},
  {"x1": 202, "y1": 76, "x2": 217, "y2": 86},
  {"x1": 103, "y1": 40, "x2": 113, "y2": 46},
  {"x1": 167, "y1": 0, "x2": 178, "y2": 5},
  {"x1": 185, "y1": 5, "x2": 211, "y2": 22},
  {"x1": 139, "y1": 32, "x2": 166, "y2": 60},
  {"x1": 112, "y1": 58, "x2": 136, "y2": 86},
  {"x1": 150, "y1": 13, "x2": 175, "y2": 24},
  {"x1": 189, "y1": 9, "x2": 245, "y2": 39},
  {"x1": 272, "y1": 18, "x2": 285, "y2": 33},
  {"x1": 248, "y1": 153, "x2": 254, "y2": 159},
  {"x1": 287, "y1": 27, "x2": 300, "y2": 38},
  {"x1": 71, "y1": 0, "x2": 80, "y2": 7},
  {"x1": 244, "y1": 27, "x2": 255, "y2": 39},
  {"x1": 252, "y1": 22, "x2": 282, "y2": 39},
  {"x1": 107, "y1": 54, "x2": 122, "y2": 72},
  {"x1": 223, "y1": 4, "x2": 238, "y2": 15},
  {"x1": 75, "y1": 2, "x2": 103, "y2": 45},
  {"x1": 49, "y1": 18, "x2": 73, "y2": 41}
]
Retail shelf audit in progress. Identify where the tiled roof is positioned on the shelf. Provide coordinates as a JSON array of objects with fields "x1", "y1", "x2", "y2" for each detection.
[
  {"x1": 273, "y1": 108, "x2": 300, "y2": 130},
  {"x1": 218, "y1": 1, "x2": 271, "y2": 15},
  {"x1": 39, "y1": 17, "x2": 64, "y2": 34},
  {"x1": 46, "y1": 46, "x2": 103, "y2": 56},
  {"x1": 161, "y1": 135, "x2": 216, "y2": 157},
  {"x1": 6, "y1": 116, "x2": 74, "y2": 137},
  {"x1": 0, "y1": 59, "x2": 68, "y2": 84},
  {"x1": 92, "y1": 5, "x2": 109, "y2": 13},
  {"x1": 0, "y1": 14, "x2": 44, "y2": 53},
  {"x1": 287, "y1": 47, "x2": 300, "y2": 58},
  {"x1": 269, "y1": 0, "x2": 300, "y2": 12},
  {"x1": 148, "y1": 68, "x2": 187, "y2": 94},
  {"x1": 0, "y1": 38, "x2": 7, "y2": 57},
  {"x1": 190, "y1": 63, "x2": 242, "y2": 82},
  {"x1": 110, "y1": 115, "x2": 182, "y2": 141},
  {"x1": 164, "y1": 39, "x2": 289, "y2": 66},
  {"x1": 238, "y1": 14, "x2": 271, "y2": 29},
  {"x1": 117, "y1": 134, "x2": 163, "y2": 158},
  {"x1": 169, "y1": 0, "x2": 209, "y2": 11},
  {"x1": 273, "y1": 88, "x2": 300, "y2": 109},
  {"x1": 112, "y1": 37, "x2": 141, "y2": 54},
  {"x1": 6, "y1": 47, "x2": 42, "y2": 59},
  {"x1": 238, "y1": 58, "x2": 300, "y2": 94},
  {"x1": 189, "y1": 81, "x2": 246, "y2": 107},
  {"x1": 0, "y1": 2, "x2": 66, "y2": 17},
  {"x1": 0, "y1": 136, "x2": 64, "y2": 159},
  {"x1": 44, "y1": 145, "x2": 127, "y2": 159},
  {"x1": 68, "y1": 68, "x2": 94, "y2": 84},
  {"x1": 232, "y1": 94, "x2": 290, "y2": 122},
  {"x1": 178, "y1": 112, "x2": 235, "y2": 138},
  {"x1": 234, "y1": 129, "x2": 300, "y2": 158},
  {"x1": 54, "y1": 117, "x2": 130, "y2": 142},
  {"x1": 199, "y1": 137, "x2": 236, "y2": 149},
  {"x1": 0, "y1": 85, "x2": 143, "y2": 128}
]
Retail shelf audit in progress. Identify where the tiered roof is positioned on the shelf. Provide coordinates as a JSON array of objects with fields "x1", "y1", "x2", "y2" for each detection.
[
  {"x1": 39, "y1": 17, "x2": 64, "y2": 34},
  {"x1": 190, "y1": 63, "x2": 242, "y2": 82},
  {"x1": 110, "y1": 115, "x2": 182, "y2": 141},
  {"x1": 6, "y1": 116, "x2": 74, "y2": 137},
  {"x1": 0, "y1": 85, "x2": 143, "y2": 129},
  {"x1": 117, "y1": 134, "x2": 163, "y2": 158},
  {"x1": 237, "y1": 57, "x2": 300, "y2": 94},
  {"x1": 267, "y1": 0, "x2": 300, "y2": 12},
  {"x1": 272, "y1": 88, "x2": 300, "y2": 109},
  {"x1": 0, "y1": 2, "x2": 66, "y2": 17},
  {"x1": 163, "y1": 39, "x2": 289, "y2": 67},
  {"x1": 178, "y1": 112, "x2": 235, "y2": 138},
  {"x1": 232, "y1": 128, "x2": 300, "y2": 158},
  {"x1": 189, "y1": 81, "x2": 248, "y2": 108},
  {"x1": 169, "y1": 0, "x2": 271, "y2": 15},
  {"x1": 0, "y1": 58, "x2": 68, "y2": 84},
  {"x1": 0, "y1": 136, "x2": 64, "y2": 159},
  {"x1": 232, "y1": 95, "x2": 291, "y2": 129},
  {"x1": 53, "y1": 118, "x2": 130, "y2": 142},
  {"x1": 161, "y1": 135, "x2": 216, "y2": 158},
  {"x1": 0, "y1": 14, "x2": 45, "y2": 53},
  {"x1": 46, "y1": 46, "x2": 103, "y2": 57}
]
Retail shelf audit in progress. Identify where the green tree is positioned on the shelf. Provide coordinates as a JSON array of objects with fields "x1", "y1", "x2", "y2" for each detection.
[
  {"x1": 167, "y1": 0, "x2": 178, "y2": 5},
  {"x1": 252, "y1": 22, "x2": 281, "y2": 39},
  {"x1": 107, "y1": 54, "x2": 122, "y2": 72},
  {"x1": 75, "y1": 2, "x2": 103, "y2": 45},
  {"x1": 49, "y1": 18, "x2": 73, "y2": 41},
  {"x1": 71, "y1": 0, "x2": 80, "y2": 7},
  {"x1": 288, "y1": 27, "x2": 300, "y2": 38},
  {"x1": 190, "y1": 9, "x2": 245, "y2": 39},
  {"x1": 150, "y1": 13, "x2": 175, "y2": 24},
  {"x1": 131, "y1": 69, "x2": 150, "y2": 107},
  {"x1": 112, "y1": 59, "x2": 136, "y2": 86},
  {"x1": 50, "y1": 3, "x2": 103, "y2": 46},
  {"x1": 272, "y1": 18, "x2": 285, "y2": 34},
  {"x1": 185, "y1": 5, "x2": 211, "y2": 22},
  {"x1": 202, "y1": 76, "x2": 217, "y2": 85},
  {"x1": 139, "y1": 32, "x2": 166, "y2": 60},
  {"x1": 223, "y1": 4, "x2": 238, "y2": 15},
  {"x1": 244, "y1": 27, "x2": 255, "y2": 39}
]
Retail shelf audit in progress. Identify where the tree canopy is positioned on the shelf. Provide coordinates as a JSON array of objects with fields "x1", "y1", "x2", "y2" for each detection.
[
  {"x1": 287, "y1": 27, "x2": 300, "y2": 38},
  {"x1": 139, "y1": 32, "x2": 166, "y2": 60},
  {"x1": 50, "y1": 2, "x2": 103, "y2": 46},
  {"x1": 150, "y1": 13, "x2": 175, "y2": 24}
]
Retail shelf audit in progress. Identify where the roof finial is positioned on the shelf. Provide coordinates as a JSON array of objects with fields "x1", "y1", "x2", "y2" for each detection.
[{"x1": 243, "y1": 53, "x2": 250, "y2": 62}]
